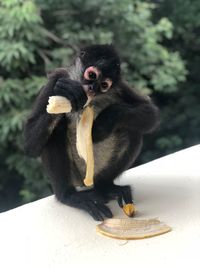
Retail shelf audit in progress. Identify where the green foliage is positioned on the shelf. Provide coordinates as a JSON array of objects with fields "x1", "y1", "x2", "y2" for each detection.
[
  {"x1": 0, "y1": 0, "x2": 49, "y2": 208},
  {"x1": 0, "y1": 0, "x2": 46, "y2": 71},
  {"x1": 142, "y1": 0, "x2": 200, "y2": 162},
  {"x1": 0, "y1": 0, "x2": 191, "y2": 210},
  {"x1": 36, "y1": 0, "x2": 186, "y2": 94},
  {"x1": 0, "y1": 75, "x2": 48, "y2": 207}
]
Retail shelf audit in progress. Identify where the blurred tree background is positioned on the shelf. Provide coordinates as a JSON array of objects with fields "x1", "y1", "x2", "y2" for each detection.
[{"x1": 0, "y1": 0, "x2": 199, "y2": 212}]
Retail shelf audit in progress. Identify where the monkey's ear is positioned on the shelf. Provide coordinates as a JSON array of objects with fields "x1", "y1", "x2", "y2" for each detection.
[
  {"x1": 80, "y1": 51, "x2": 86, "y2": 58},
  {"x1": 47, "y1": 68, "x2": 69, "y2": 80}
]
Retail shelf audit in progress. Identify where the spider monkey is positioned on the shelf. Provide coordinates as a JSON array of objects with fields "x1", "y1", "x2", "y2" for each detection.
[{"x1": 23, "y1": 44, "x2": 159, "y2": 221}]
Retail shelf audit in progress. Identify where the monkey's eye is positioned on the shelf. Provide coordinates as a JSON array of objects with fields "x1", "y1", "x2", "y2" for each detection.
[
  {"x1": 84, "y1": 66, "x2": 100, "y2": 81},
  {"x1": 101, "y1": 82, "x2": 109, "y2": 89},
  {"x1": 101, "y1": 79, "x2": 112, "y2": 93},
  {"x1": 88, "y1": 71, "x2": 97, "y2": 80}
]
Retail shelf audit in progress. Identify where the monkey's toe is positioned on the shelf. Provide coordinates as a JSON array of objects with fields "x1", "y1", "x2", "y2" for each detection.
[{"x1": 85, "y1": 201, "x2": 113, "y2": 221}]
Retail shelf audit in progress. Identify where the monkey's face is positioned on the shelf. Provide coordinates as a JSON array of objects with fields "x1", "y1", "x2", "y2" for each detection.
[
  {"x1": 78, "y1": 44, "x2": 121, "y2": 99},
  {"x1": 82, "y1": 66, "x2": 113, "y2": 98}
]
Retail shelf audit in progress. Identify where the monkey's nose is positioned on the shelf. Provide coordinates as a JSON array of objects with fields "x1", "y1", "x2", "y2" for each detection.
[
  {"x1": 90, "y1": 82, "x2": 99, "y2": 93},
  {"x1": 86, "y1": 84, "x2": 96, "y2": 97},
  {"x1": 88, "y1": 85, "x2": 94, "y2": 92}
]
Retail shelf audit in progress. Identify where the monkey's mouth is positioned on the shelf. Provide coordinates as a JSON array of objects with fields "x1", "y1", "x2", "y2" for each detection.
[{"x1": 83, "y1": 84, "x2": 97, "y2": 98}]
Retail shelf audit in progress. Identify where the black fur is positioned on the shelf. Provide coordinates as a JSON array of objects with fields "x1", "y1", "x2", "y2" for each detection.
[
  {"x1": 79, "y1": 44, "x2": 121, "y2": 84},
  {"x1": 23, "y1": 44, "x2": 159, "y2": 221},
  {"x1": 54, "y1": 78, "x2": 87, "y2": 111}
]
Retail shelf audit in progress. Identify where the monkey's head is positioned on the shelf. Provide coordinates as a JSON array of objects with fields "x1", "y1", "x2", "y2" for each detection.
[{"x1": 77, "y1": 44, "x2": 121, "y2": 98}]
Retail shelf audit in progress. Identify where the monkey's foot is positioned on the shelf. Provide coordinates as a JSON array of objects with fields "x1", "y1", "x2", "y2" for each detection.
[
  {"x1": 62, "y1": 189, "x2": 113, "y2": 221},
  {"x1": 96, "y1": 184, "x2": 136, "y2": 217}
]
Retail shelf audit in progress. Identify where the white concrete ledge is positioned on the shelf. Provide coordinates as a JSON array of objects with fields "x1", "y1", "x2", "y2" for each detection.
[{"x1": 0, "y1": 145, "x2": 200, "y2": 267}]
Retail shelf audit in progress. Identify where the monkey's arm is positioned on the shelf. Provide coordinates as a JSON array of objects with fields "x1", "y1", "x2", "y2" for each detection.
[
  {"x1": 23, "y1": 109, "x2": 58, "y2": 158},
  {"x1": 116, "y1": 81, "x2": 159, "y2": 132},
  {"x1": 93, "y1": 100, "x2": 159, "y2": 143},
  {"x1": 23, "y1": 69, "x2": 87, "y2": 157},
  {"x1": 41, "y1": 123, "x2": 112, "y2": 221},
  {"x1": 23, "y1": 71, "x2": 63, "y2": 157}
]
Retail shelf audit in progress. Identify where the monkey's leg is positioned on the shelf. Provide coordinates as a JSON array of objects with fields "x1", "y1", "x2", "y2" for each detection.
[
  {"x1": 42, "y1": 129, "x2": 112, "y2": 221},
  {"x1": 94, "y1": 131, "x2": 141, "y2": 217}
]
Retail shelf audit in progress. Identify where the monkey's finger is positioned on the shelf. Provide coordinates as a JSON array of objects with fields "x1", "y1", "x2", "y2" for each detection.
[
  {"x1": 54, "y1": 84, "x2": 74, "y2": 103},
  {"x1": 96, "y1": 203, "x2": 113, "y2": 219},
  {"x1": 54, "y1": 82, "x2": 73, "y2": 95},
  {"x1": 119, "y1": 186, "x2": 136, "y2": 217},
  {"x1": 85, "y1": 201, "x2": 104, "y2": 221},
  {"x1": 117, "y1": 194, "x2": 123, "y2": 208},
  {"x1": 55, "y1": 81, "x2": 73, "y2": 93},
  {"x1": 55, "y1": 81, "x2": 87, "y2": 110},
  {"x1": 122, "y1": 186, "x2": 133, "y2": 205}
]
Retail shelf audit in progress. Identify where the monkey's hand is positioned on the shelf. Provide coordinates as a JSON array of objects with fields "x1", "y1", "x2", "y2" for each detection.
[
  {"x1": 63, "y1": 189, "x2": 113, "y2": 221},
  {"x1": 53, "y1": 78, "x2": 87, "y2": 111}
]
